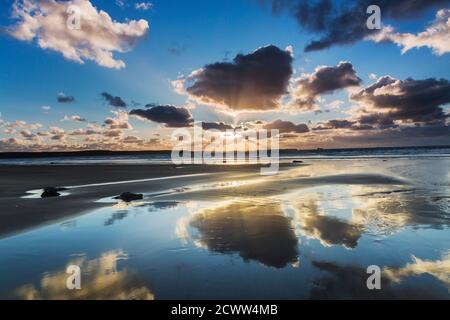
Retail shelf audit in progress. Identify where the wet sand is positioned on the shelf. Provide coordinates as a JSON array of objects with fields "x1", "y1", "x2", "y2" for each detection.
[
  {"x1": 0, "y1": 158, "x2": 449, "y2": 299},
  {"x1": 0, "y1": 164, "x2": 281, "y2": 238},
  {"x1": 0, "y1": 160, "x2": 412, "y2": 239}
]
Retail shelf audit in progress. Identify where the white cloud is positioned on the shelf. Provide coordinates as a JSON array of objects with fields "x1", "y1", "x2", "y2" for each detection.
[
  {"x1": 104, "y1": 110, "x2": 132, "y2": 129},
  {"x1": 62, "y1": 114, "x2": 86, "y2": 122},
  {"x1": 50, "y1": 126, "x2": 65, "y2": 135},
  {"x1": 370, "y1": 9, "x2": 450, "y2": 56},
  {"x1": 135, "y1": 2, "x2": 153, "y2": 11},
  {"x1": 9, "y1": 0, "x2": 149, "y2": 69},
  {"x1": 115, "y1": 0, "x2": 125, "y2": 7},
  {"x1": 327, "y1": 100, "x2": 344, "y2": 109}
]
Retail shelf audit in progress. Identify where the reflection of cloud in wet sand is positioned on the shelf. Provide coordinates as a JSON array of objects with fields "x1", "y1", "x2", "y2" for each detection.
[
  {"x1": 179, "y1": 200, "x2": 299, "y2": 268},
  {"x1": 294, "y1": 200, "x2": 363, "y2": 249},
  {"x1": 15, "y1": 250, "x2": 154, "y2": 300},
  {"x1": 310, "y1": 252, "x2": 450, "y2": 299},
  {"x1": 105, "y1": 201, "x2": 179, "y2": 225},
  {"x1": 351, "y1": 186, "x2": 450, "y2": 235},
  {"x1": 384, "y1": 251, "x2": 450, "y2": 287}
]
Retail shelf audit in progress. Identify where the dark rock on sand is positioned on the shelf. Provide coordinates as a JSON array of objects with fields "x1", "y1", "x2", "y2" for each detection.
[
  {"x1": 115, "y1": 192, "x2": 143, "y2": 202},
  {"x1": 41, "y1": 187, "x2": 66, "y2": 198},
  {"x1": 293, "y1": 160, "x2": 303, "y2": 164}
]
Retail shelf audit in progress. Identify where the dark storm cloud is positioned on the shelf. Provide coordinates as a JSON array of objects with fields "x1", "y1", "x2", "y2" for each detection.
[
  {"x1": 57, "y1": 93, "x2": 75, "y2": 103},
  {"x1": 326, "y1": 119, "x2": 355, "y2": 129},
  {"x1": 313, "y1": 119, "x2": 356, "y2": 130},
  {"x1": 292, "y1": 61, "x2": 361, "y2": 110},
  {"x1": 351, "y1": 76, "x2": 450, "y2": 124},
  {"x1": 330, "y1": 124, "x2": 450, "y2": 147},
  {"x1": 201, "y1": 122, "x2": 234, "y2": 131},
  {"x1": 101, "y1": 92, "x2": 127, "y2": 108},
  {"x1": 184, "y1": 45, "x2": 293, "y2": 111},
  {"x1": 263, "y1": 119, "x2": 310, "y2": 133},
  {"x1": 399, "y1": 124, "x2": 450, "y2": 138},
  {"x1": 130, "y1": 105, "x2": 193, "y2": 127},
  {"x1": 262, "y1": 0, "x2": 449, "y2": 51},
  {"x1": 358, "y1": 113, "x2": 396, "y2": 128}
]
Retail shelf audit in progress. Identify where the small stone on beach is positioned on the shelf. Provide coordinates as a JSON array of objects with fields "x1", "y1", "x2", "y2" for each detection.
[
  {"x1": 41, "y1": 187, "x2": 63, "y2": 198},
  {"x1": 115, "y1": 192, "x2": 144, "y2": 202}
]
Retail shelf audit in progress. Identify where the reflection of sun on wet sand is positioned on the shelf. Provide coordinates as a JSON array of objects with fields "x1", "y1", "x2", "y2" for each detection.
[
  {"x1": 14, "y1": 250, "x2": 154, "y2": 300},
  {"x1": 156, "y1": 172, "x2": 407, "y2": 202},
  {"x1": 177, "y1": 200, "x2": 299, "y2": 268},
  {"x1": 351, "y1": 185, "x2": 450, "y2": 234}
]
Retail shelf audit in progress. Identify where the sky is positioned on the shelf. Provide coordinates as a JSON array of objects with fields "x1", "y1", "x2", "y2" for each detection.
[{"x1": 0, "y1": 0, "x2": 449, "y2": 151}]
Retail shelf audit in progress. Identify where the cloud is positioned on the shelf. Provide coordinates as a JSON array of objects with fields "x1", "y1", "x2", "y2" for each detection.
[
  {"x1": 178, "y1": 45, "x2": 293, "y2": 111},
  {"x1": 115, "y1": 0, "x2": 125, "y2": 7},
  {"x1": 104, "y1": 110, "x2": 132, "y2": 129},
  {"x1": 0, "y1": 137, "x2": 30, "y2": 151},
  {"x1": 50, "y1": 126, "x2": 65, "y2": 135},
  {"x1": 351, "y1": 76, "x2": 450, "y2": 124},
  {"x1": 69, "y1": 128, "x2": 99, "y2": 136},
  {"x1": 103, "y1": 129, "x2": 122, "y2": 137},
  {"x1": 57, "y1": 92, "x2": 75, "y2": 103},
  {"x1": 62, "y1": 115, "x2": 86, "y2": 122},
  {"x1": 313, "y1": 119, "x2": 356, "y2": 130},
  {"x1": 41, "y1": 105, "x2": 51, "y2": 111},
  {"x1": 327, "y1": 100, "x2": 345, "y2": 109},
  {"x1": 263, "y1": 119, "x2": 309, "y2": 133},
  {"x1": 122, "y1": 135, "x2": 144, "y2": 144},
  {"x1": 135, "y1": 2, "x2": 153, "y2": 10},
  {"x1": 8, "y1": 0, "x2": 149, "y2": 69},
  {"x1": 357, "y1": 113, "x2": 396, "y2": 127},
  {"x1": 51, "y1": 133, "x2": 65, "y2": 141},
  {"x1": 1, "y1": 120, "x2": 42, "y2": 132},
  {"x1": 19, "y1": 129, "x2": 37, "y2": 140},
  {"x1": 101, "y1": 92, "x2": 127, "y2": 108},
  {"x1": 201, "y1": 122, "x2": 234, "y2": 131},
  {"x1": 326, "y1": 123, "x2": 450, "y2": 148},
  {"x1": 130, "y1": 105, "x2": 193, "y2": 127},
  {"x1": 371, "y1": 9, "x2": 450, "y2": 56},
  {"x1": 262, "y1": 0, "x2": 449, "y2": 51},
  {"x1": 291, "y1": 61, "x2": 361, "y2": 111}
]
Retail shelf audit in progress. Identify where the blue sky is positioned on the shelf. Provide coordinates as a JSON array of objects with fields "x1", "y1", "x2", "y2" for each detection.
[{"x1": 0, "y1": 0, "x2": 449, "y2": 150}]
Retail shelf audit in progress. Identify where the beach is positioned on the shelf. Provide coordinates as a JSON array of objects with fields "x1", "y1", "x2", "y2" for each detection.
[
  {"x1": 0, "y1": 157, "x2": 449, "y2": 299},
  {"x1": 0, "y1": 163, "x2": 269, "y2": 238},
  {"x1": 0, "y1": 159, "x2": 414, "y2": 238}
]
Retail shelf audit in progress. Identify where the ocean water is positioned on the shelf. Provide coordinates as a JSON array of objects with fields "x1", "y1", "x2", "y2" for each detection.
[{"x1": 0, "y1": 157, "x2": 449, "y2": 299}]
